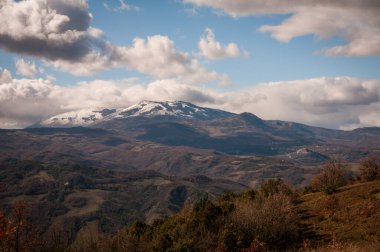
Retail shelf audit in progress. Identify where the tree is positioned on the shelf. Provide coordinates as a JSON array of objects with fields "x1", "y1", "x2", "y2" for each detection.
[
  {"x1": 359, "y1": 156, "x2": 379, "y2": 181},
  {"x1": 0, "y1": 210, "x2": 16, "y2": 251},
  {"x1": 312, "y1": 160, "x2": 347, "y2": 194},
  {"x1": 259, "y1": 179, "x2": 294, "y2": 198},
  {"x1": 0, "y1": 201, "x2": 43, "y2": 252}
]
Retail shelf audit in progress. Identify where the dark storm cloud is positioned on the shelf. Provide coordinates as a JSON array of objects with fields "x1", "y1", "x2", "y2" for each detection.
[
  {"x1": 0, "y1": 0, "x2": 102, "y2": 62},
  {"x1": 0, "y1": 34, "x2": 94, "y2": 61},
  {"x1": 48, "y1": 0, "x2": 91, "y2": 31}
]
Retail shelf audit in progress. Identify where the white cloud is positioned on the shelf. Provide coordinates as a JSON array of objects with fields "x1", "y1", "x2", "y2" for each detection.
[
  {"x1": 0, "y1": 74, "x2": 61, "y2": 128},
  {"x1": 222, "y1": 77, "x2": 380, "y2": 129},
  {"x1": 104, "y1": 0, "x2": 140, "y2": 12},
  {"x1": 50, "y1": 35, "x2": 232, "y2": 85},
  {"x1": 118, "y1": 0, "x2": 140, "y2": 11},
  {"x1": 0, "y1": 0, "x2": 227, "y2": 85},
  {"x1": 113, "y1": 35, "x2": 232, "y2": 85},
  {"x1": 184, "y1": 8, "x2": 199, "y2": 16},
  {"x1": 0, "y1": 69, "x2": 12, "y2": 83},
  {"x1": 198, "y1": 28, "x2": 249, "y2": 60},
  {"x1": 1, "y1": 72, "x2": 379, "y2": 130},
  {"x1": 15, "y1": 58, "x2": 38, "y2": 77},
  {"x1": 184, "y1": 0, "x2": 296, "y2": 16},
  {"x1": 184, "y1": 0, "x2": 380, "y2": 57}
]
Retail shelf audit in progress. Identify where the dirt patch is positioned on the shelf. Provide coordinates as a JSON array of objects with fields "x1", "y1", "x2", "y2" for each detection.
[{"x1": 64, "y1": 189, "x2": 108, "y2": 217}]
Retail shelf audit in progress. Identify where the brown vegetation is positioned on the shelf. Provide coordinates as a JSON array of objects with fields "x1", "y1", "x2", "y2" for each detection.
[
  {"x1": 1, "y1": 157, "x2": 380, "y2": 251},
  {"x1": 311, "y1": 160, "x2": 347, "y2": 194},
  {"x1": 67, "y1": 179, "x2": 302, "y2": 252},
  {"x1": 0, "y1": 201, "x2": 43, "y2": 252},
  {"x1": 359, "y1": 156, "x2": 379, "y2": 182}
]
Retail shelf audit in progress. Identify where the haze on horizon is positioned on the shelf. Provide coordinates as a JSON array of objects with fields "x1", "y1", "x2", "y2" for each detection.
[{"x1": 0, "y1": 0, "x2": 380, "y2": 130}]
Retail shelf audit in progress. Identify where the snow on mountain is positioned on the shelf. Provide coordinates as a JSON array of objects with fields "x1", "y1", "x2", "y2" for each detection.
[
  {"x1": 33, "y1": 101, "x2": 235, "y2": 128},
  {"x1": 116, "y1": 100, "x2": 234, "y2": 120},
  {"x1": 36, "y1": 108, "x2": 116, "y2": 127}
]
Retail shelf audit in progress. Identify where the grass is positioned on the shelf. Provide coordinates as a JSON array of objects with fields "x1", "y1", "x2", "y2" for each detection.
[
  {"x1": 64, "y1": 189, "x2": 108, "y2": 217},
  {"x1": 299, "y1": 180, "x2": 380, "y2": 248}
]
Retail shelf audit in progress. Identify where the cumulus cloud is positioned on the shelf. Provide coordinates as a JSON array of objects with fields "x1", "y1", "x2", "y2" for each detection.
[
  {"x1": 1, "y1": 71, "x2": 380, "y2": 130},
  {"x1": 222, "y1": 77, "x2": 380, "y2": 129},
  {"x1": 48, "y1": 35, "x2": 231, "y2": 85},
  {"x1": 198, "y1": 28, "x2": 249, "y2": 60},
  {"x1": 0, "y1": 75, "x2": 61, "y2": 128},
  {"x1": 0, "y1": 69, "x2": 12, "y2": 83},
  {"x1": 0, "y1": 0, "x2": 227, "y2": 85},
  {"x1": 15, "y1": 59, "x2": 38, "y2": 77},
  {"x1": 113, "y1": 35, "x2": 232, "y2": 85},
  {"x1": 0, "y1": 0, "x2": 94, "y2": 61},
  {"x1": 184, "y1": 0, "x2": 380, "y2": 57}
]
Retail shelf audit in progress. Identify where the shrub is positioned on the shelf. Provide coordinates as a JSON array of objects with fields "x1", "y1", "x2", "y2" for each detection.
[
  {"x1": 231, "y1": 193, "x2": 300, "y2": 250},
  {"x1": 259, "y1": 179, "x2": 293, "y2": 198},
  {"x1": 90, "y1": 186, "x2": 301, "y2": 251},
  {"x1": 359, "y1": 156, "x2": 379, "y2": 181},
  {"x1": 311, "y1": 160, "x2": 347, "y2": 194}
]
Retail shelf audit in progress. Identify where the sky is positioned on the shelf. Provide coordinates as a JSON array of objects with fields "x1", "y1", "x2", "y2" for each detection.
[{"x1": 0, "y1": 0, "x2": 380, "y2": 129}]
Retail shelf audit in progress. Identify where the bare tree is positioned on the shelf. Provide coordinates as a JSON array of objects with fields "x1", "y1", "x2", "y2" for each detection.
[
  {"x1": 0, "y1": 201, "x2": 44, "y2": 252},
  {"x1": 359, "y1": 156, "x2": 379, "y2": 181},
  {"x1": 312, "y1": 160, "x2": 347, "y2": 194}
]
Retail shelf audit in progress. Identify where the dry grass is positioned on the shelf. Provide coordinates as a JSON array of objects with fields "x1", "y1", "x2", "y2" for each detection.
[
  {"x1": 300, "y1": 180, "x2": 380, "y2": 247},
  {"x1": 64, "y1": 189, "x2": 108, "y2": 217},
  {"x1": 70, "y1": 220, "x2": 100, "y2": 251}
]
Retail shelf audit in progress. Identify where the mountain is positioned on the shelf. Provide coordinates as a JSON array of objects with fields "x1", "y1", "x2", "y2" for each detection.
[
  {"x1": 29, "y1": 100, "x2": 380, "y2": 157},
  {"x1": 116, "y1": 100, "x2": 234, "y2": 120},
  {"x1": 31, "y1": 108, "x2": 117, "y2": 128},
  {"x1": 3, "y1": 100, "x2": 380, "y2": 246},
  {"x1": 34, "y1": 100, "x2": 235, "y2": 128},
  {"x1": 0, "y1": 127, "x2": 315, "y2": 187},
  {"x1": 8, "y1": 99, "x2": 380, "y2": 185}
]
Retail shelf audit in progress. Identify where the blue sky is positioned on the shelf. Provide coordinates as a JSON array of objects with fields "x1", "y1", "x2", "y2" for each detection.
[
  {"x1": 1, "y1": 0, "x2": 379, "y2": 87},
  {"x1": 0, "y1": 0, "x2": 380, "y2": 129}
]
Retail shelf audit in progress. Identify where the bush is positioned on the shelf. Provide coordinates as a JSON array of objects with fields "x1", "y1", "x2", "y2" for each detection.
[
  {"x1": 359, "y1": 156, "x2": 379, "y2": 182},
  {"x1": 91, "y1": 187, "x2": 302, "y2": 252},
  {"x1": 259, "y1": 179, "x2": 297, "y2": 202},
  {"x1": 231, "y1": 192, "x2": 300, "y2": 250},
  {"x1": 312, "y1": 160, "x2": 347, "y2": 194}
]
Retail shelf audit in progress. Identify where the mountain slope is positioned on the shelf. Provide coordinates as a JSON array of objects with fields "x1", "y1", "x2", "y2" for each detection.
[
  {"x1": 0, "y1": 158, "x2": 247, "y2": 244},
  {"x1": 0, "y1": 127, "x2": 326, "y2": 187},
  {"x1": 31, "y1": 108, "x2": 116, "y2": 128}
]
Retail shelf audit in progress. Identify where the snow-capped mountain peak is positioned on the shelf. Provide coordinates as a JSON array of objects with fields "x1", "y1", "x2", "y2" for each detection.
[
  {"x1": 116, "y1": 100, "x2": 232, "y2": 119},
  {"x1": 32, "y1": 101, "x2": 235, "y2": 128}
]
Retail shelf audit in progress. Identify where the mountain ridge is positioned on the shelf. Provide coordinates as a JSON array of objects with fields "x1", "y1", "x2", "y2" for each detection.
[
  {"x1": 30, "y1": 100, "x2": 380, "y2": 133},
  {"x1": 26, "y1": 100, "x2": 380, "y2": 158},
  {"x1": 32, "y1": 100, "x2": 235, "y2": 128}
]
